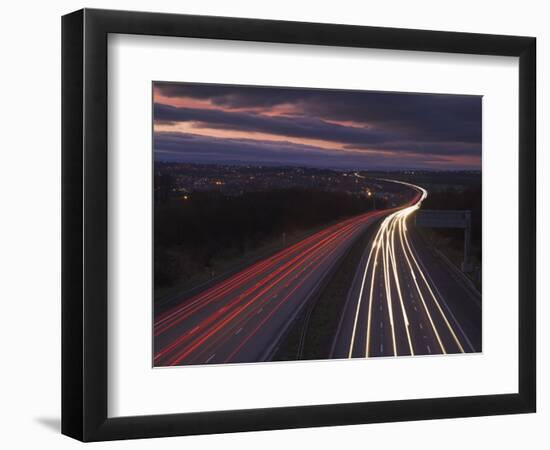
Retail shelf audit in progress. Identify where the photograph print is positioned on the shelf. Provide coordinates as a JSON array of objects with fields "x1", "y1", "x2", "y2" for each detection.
[{"x1": 152, "y1": 82, "x2": 482, "y2": 367}]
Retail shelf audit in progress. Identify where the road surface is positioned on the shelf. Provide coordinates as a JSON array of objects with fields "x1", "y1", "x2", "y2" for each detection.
[
  {"x1": 332, "y1": 181, "x2": 481, "y2": 358},
  {"x1": 155, "y1": 180, "x2": 480, "y2": 366},
  {"x1": 154, "y1": 208, "x2": 390, "y2": 366}
]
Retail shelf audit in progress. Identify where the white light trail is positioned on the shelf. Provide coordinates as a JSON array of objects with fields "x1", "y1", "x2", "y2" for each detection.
[
  {"x1": 348, "y1": 179, "x2": 465, "y2": 358},
  {"x1": 348, "y1": 223, "x2": 385, "y2": 358}
]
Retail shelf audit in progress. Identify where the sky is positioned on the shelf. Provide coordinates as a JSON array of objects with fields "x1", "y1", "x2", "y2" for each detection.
[{"x1": 153, "y1": 82, "x2": 482, "y2": 171}]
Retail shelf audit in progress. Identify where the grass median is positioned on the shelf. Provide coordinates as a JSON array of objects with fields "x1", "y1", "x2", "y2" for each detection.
[{"x1": 273, "y1": 218, "x2": 381, "y2": 361}]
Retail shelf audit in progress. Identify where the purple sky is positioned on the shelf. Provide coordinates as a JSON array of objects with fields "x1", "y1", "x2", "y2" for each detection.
[{"x1": 153, "y1": 82, "x2": 481, "y2": 171}]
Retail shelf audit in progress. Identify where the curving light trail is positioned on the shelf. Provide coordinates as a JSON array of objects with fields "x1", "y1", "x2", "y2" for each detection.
[{"x1": 348, "y1": 180, "x2": 465, "y2": 358}]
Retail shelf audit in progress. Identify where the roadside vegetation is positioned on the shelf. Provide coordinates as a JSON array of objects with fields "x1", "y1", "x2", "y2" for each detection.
[
  {"x1": 154, "y1": 189, "x2": 380, "y2": 299},
  {"x1": 418, "y1": 186, "x2": 482, "y2": 289}
]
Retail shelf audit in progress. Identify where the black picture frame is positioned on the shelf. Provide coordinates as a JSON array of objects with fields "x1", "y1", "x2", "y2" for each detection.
[{"x1": 62, "y1": 8, "x2": 536, "y2": 442}]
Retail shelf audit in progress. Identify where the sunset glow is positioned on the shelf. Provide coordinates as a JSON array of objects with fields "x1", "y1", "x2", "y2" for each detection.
[{"x1": 153, "y1": 83, "x2": 482, "y2": 170}]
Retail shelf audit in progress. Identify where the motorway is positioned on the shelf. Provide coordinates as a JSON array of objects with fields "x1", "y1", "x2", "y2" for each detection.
[
  {"x1": 155, "y1": 180, "x2": 481, "y2": 366},
  {"x1": 332, "y1": 181, "x2": 481, "y2": 358},
  {"x1": 154, "y1": 207, "x2": 389, "y2": 366}
]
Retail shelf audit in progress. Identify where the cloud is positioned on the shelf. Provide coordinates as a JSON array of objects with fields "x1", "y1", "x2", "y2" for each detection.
[
  {"x1": 154, "y1": 103, "x2": 480, "y2": 158},
  {"x1": 155, "y1": 82, "x2": 482, "y2": 144},
  {"x1": 154, "y1": 131, "x2": 480, "y2": 170},
  {"x1": 154, "y1": 103, "x2": 397, "y2": 146},
  {"x1": 348, "y1": 140, "x2": 481, "y2": 157},
  {"x1": 153, "y1": 83, "x2": 482, "y2": 170},
  {"x1": 156, "y1": 83, "x2": 310, "y2": 108}
]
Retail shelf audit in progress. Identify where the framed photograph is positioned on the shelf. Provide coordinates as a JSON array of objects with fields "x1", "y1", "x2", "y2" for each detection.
[{"x1": 62, "y1": 8, "x2": 536, "y2": 441}]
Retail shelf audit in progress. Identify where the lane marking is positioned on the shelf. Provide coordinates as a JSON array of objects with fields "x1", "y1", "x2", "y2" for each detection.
[
  {"x1": 381, "y1": 228, "x2": 397, "y2": 356},
  {"x1": 387, "y1": 217, "x2": 414, "y2": 355},
  {"x1": 348, "y1": 221, "x2": 386, "y2": 358},
  {"x1": 402, "y1": 223, "x2": 465, "y2": 353},
  {"x1": 347, "y1": 179, "x2": 467, "y2": 360},
  {"x1": 398, "y1": 214, "x2": 447, "y2": 354},
  {"x1": 206, "y1": 354, "x2": 216, "y2": 363},
  {"x1": 187, "y1": 325, "x2": 200, "y2": 335},
  {"x1": 411, "y1": 240, "x2": 476, "y2": 353}
]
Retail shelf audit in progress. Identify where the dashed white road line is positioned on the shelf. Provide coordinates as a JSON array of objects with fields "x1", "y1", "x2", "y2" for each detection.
[{"x1": 187, "y1": 325, "x2": 200, "y2": 335}]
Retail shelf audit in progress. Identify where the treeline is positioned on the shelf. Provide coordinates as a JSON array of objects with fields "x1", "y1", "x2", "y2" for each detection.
[
  {"x1": 155, "y1": 189, "x2": 375, "y2": 289},
  {"x1": 421, "y1": 187, "x2": 481, "y2": 242}
]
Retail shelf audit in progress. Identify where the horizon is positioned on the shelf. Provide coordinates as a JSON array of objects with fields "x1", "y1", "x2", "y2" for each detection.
[{"x1": 154, "y1": 160, "x2": 482, "y2": 173}]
